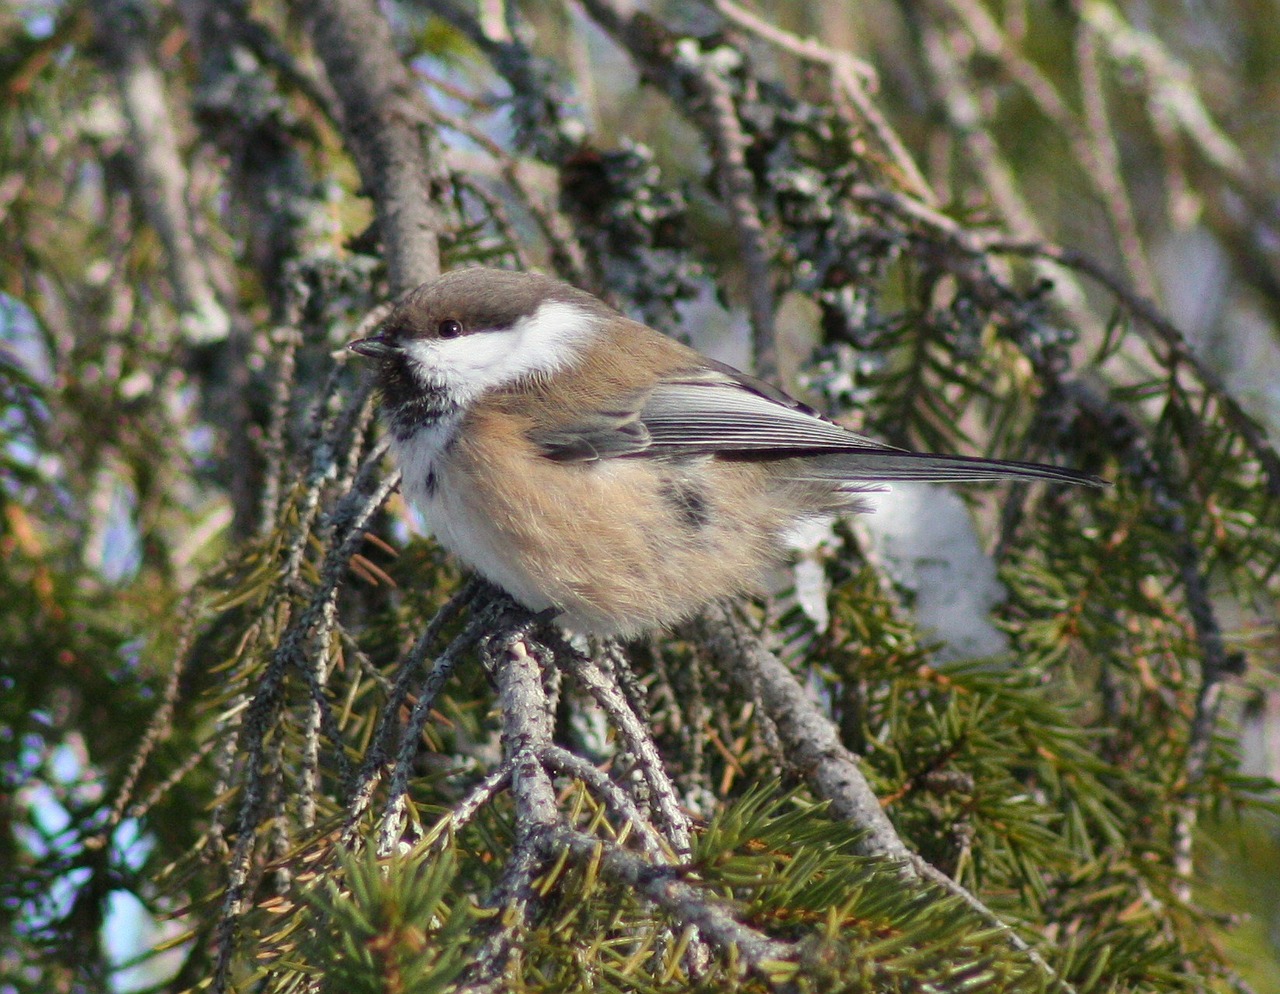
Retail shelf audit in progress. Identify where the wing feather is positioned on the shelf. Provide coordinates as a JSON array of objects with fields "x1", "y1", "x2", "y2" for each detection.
[
  {"x1": 527, "y1": 364, "x2": 1103, "y2": 487},
  {"x1": 640, "y1": 380, "x2": 895, "y2": 453},
  {"x1": 528, "y1": 409, "x2": 650, "y2": 461}
]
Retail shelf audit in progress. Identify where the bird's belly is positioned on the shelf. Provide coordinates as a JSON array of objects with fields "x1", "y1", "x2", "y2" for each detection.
[
  {"x1": 423, "y1": 473, "x2": 560, "y2": 615},
  {"x1": 397, "y1": 425, "x2": 807, "y2": 636}
]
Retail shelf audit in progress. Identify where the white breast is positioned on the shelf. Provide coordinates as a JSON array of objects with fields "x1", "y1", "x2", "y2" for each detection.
[
  {"x1": 393, "y1": 416, "x2": 458, "y2": 512},
  {"x1": 392, "y1": 418, "x2": 555, "y2": 614},
  {"x1": 389, "y1": 298, "x2": 602, "y2": 615}
]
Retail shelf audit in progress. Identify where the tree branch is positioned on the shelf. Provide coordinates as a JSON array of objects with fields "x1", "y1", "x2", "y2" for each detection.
[
  {"x1": 692, "y1": 603, "x2": 1075, "y2": 992},
  {"x1": 298, "y1": 0, "x2": 444, "y2": 291},
  {"x1": 91, "y1": 0, "x2": 230, "y2": 343},
  {"x1": 692, "y1": 604, "x2": 914, "y2": 863}
]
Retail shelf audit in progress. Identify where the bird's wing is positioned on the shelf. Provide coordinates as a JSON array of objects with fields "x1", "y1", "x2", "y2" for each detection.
[
  {"x1": 526, "y1": 406, "x2": 652, "y2": 461},
  {"x1": 529, "y1": 364, "x2": 1103, "y2": 486},
  {"x1": 638, "y1": 366, "x2": 893, "y2": 454}
]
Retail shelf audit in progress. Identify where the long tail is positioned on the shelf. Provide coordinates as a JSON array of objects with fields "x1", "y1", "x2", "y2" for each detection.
[{"x1": 791, "y1": 449, "x2": 1106, "y2": 487}]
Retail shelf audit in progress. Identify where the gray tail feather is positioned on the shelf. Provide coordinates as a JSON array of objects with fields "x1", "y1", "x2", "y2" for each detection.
[{"x1": 794, "y1": 450, "x2": 1106, "y2": 487}]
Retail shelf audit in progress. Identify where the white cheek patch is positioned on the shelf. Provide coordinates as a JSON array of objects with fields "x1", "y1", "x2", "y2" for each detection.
[{"x1": 401, "y1": 300, "x2": 597, "y2": 401}]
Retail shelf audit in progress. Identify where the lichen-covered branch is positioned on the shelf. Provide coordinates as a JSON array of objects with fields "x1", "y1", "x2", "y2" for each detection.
[{"x1": 298, "y1": 0, "x2": 443, "y2": 290}]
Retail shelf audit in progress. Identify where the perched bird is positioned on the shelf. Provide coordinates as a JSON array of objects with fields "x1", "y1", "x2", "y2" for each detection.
[{"x1": 349, "y1": 268, "x2": 1101, "y2": 637}]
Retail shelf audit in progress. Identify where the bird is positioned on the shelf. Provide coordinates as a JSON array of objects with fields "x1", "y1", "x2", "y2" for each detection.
[{"x1": 348, "y1": 267, "x2": 1102, "y2": 638}]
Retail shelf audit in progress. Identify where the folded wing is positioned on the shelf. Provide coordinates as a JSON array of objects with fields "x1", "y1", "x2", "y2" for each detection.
[{"x1": 530, "y1": 365, "x2": 1103, "y2": 487}]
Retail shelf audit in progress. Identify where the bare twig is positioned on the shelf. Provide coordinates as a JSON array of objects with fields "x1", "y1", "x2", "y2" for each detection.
[
  {"x1": 96, "y1": 592, "x2": 201, "y2": 842},
  {"x1": 255, "y1": 322, "x2": 302, "y2": 533},
  {"x1": 1079, "y1": 3, "x2": 1248, "y2": 183},
  {"x1": 413, "y1": 763, "x2": 515, "y2": 853},
  {"x1": 714, "y1": 0, "x2": 935, "y2": 204},
  {"x1": 540, "y1": 743, "x2": 716, "y2": 975},
  {"x1": 672, "y1": 40, "x2": 777, "y2": 380},
  {"x1": 913, "y1": 10, "x2": 1095, "y2": 328},
  {"x1": 940, "y1": 0, "x2": 1159, "y2": 299},
  {"x1": 547, "y1": 824, "x2": 795, "y2": 976},
  {"x1": 424, "y1": 98, "x2": 590, "y2": 285},
  {"x1": 542, "y1": 745, "x2": 670, "y2": 859},
  {"x1": 1072, "y1": 17, "x2": 1157, "y2": 300},
  {"x1": 555, "y1": 640, "x2": 695, "y2": 854}
]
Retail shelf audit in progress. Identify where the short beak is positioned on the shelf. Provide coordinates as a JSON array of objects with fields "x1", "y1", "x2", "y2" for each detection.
[{"x1": 348, "y1": 335, "x2": 399, "y2": 359}]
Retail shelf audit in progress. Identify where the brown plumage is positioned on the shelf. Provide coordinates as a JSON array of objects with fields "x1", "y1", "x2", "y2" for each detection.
[{"x1": 350, "y1": 268, "x2": 1102, "y2": 636}]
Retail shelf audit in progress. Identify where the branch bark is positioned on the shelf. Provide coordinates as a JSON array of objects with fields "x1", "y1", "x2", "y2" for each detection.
[
  {"x1": 91, "y1": 0, "x2": 231, "y2": 344},
  {"x1": 298, "y1": 0, "x2": 444, "y2": 292},
  {"x1": 693, "y1": 604, "x2": 914, "y2": 863},
  {"x1": 692, "y1": 603, "x2": 1074, "y2": 992}
]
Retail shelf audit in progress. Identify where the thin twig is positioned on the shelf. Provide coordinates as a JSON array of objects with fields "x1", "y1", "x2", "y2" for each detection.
[
  {"x1": 256, "y1": 323, "x2": 302, "y2": 533},
  {"x1": 97, "y1": 592, "x2": 201, "y2": 841},
  {"x1": 714, "y1": 0, "x2": 935, "y2": 204},
  {"x1": 941, "y1": 0, "x2": 1158, "y2": 299},
  {"x1": 547, "y1": 824, "x2": 795, "y2": 976},
  {"x1": 673, "y1": 40, "x2": 777, "y2": 380},
  {"x1": 1079, "y1": 3, "x2": 1248, "y2": 183},
  {"x1": 341, "y1": 577, "x2": 483, "y2": 846},
  {"x1": 424, "y1": 98, "x2": 590, "y2": 285},
  {"x1": 1072, "y1": 16, "x2": 1157, "y2": 299},
  {"x1": 555, "y1": 640, "x2": 695, "y2": 854},
  {"x1": 692, "y1": 604, "x2": 1077, "y2": 993},
  {"x1": 914, "y1": 12, "x2": 1095, "y2": 328},
  {"x1": 433, "y1": 763, "x2": 514, "y2": 844},
  {"x1": 542, "y1": 745, "x2": 670, "y2": 859}
]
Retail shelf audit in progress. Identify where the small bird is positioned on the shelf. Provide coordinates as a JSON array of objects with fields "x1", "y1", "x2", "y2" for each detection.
[{"x1": 349, "y1": 268, "x2": 1101, "y2": 637}]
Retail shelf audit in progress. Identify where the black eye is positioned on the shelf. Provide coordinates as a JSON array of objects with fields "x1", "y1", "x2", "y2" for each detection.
[{"x1": 437, "y1": 318, "x2": 464, "y2": 339}]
